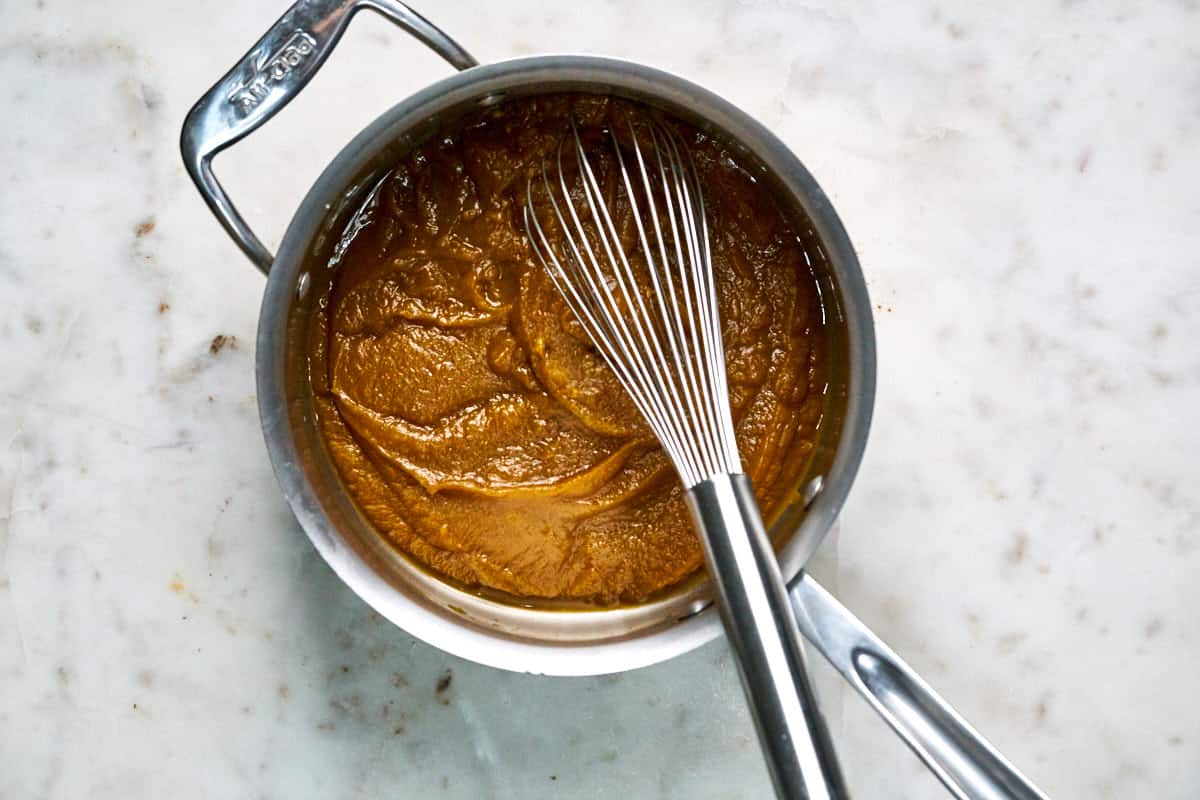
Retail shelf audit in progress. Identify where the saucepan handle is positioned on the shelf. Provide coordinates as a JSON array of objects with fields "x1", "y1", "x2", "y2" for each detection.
[
  {"x1": 179, "y1": 0, "x2": 477, "y2": 273},
  {"x1": 789, "y1": 574, "x2": 1050, "y2": 800}
]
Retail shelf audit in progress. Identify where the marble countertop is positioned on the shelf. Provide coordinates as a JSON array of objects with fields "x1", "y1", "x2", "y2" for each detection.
[{"x1": 2, "y1": 1, "x2": 1198, "y2": 796}]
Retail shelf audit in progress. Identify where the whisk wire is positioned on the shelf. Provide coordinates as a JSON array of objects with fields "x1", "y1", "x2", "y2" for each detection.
[
  {"x1": 645, "y1": 122, "x2": 731, "y2": 477},
  {"x1": 558, "y1": 127, "x2": 706, "y2": 484},
  {"x1": 527, "y1": 162, "x2": 705, "y2": 485},
  {"x1": 615, "y1": 120, "x2": 724, "y2": 480},
  {"x1": 524, "y1": 113, "x2": 742, "y2": 488},
  {"x1": 662, "y1": 124, "x2": 740, "y2": 463},
  {"x1": 652, "y1": 122, "x2": 724, "y2": 479}
]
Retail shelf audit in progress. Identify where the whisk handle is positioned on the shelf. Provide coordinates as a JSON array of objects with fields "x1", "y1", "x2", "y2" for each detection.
[{"x1": 686, "y1": 473, "x2": 848, "y2": 800}]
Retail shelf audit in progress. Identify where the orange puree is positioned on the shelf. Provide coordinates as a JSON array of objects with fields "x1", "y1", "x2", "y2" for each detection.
[{"x1": 308, "y1": 95, "x2": 828, "y2": 605}]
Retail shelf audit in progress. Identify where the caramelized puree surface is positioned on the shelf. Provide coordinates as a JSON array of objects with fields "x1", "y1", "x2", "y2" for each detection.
[{"x1": 309, "y1": 95, "x2": 829, "y2": 605}]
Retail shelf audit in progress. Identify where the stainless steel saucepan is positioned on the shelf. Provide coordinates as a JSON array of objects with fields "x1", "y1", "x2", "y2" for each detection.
[{"x1": 181, "y1": 2, "x2": 1049, "y2": 798}]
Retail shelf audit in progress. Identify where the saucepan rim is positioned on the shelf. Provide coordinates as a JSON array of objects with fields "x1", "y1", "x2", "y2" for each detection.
[{"x1": 256, "y1": 54, "x2": 875, "y2": 675}]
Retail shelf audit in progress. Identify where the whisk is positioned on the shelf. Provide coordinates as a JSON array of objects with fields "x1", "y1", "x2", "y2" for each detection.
[{"x1": 524, "y1": 114, "x2": 847, "y2": 800}]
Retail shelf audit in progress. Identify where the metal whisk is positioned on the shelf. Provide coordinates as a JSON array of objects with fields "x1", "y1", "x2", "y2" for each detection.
[{"x1": 524, "y1": 114, "x2": 847, "y2": 800}]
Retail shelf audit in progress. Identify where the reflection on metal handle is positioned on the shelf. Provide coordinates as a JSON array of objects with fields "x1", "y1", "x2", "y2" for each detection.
[
  {"x1": 789, "y1": 575, "x2": 1050, "y2": 800},
  {"x1": 687, "y1": 474, "x2": 848, "y2": 800},
  {"x1": 179, "y1": 0, "x2": 477, "y2": 273}
]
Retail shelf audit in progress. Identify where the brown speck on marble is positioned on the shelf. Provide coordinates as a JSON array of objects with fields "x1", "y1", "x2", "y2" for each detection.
[
  {"x1": 331, "y1": 694, "x2": 364, "y2": 719},
  {"x1": 277, "y1": 683, "x2": 290, "y2": 700},
  {"x1": 550, "y1": 775, "x2": 558, "y2": 781},
  {"x1": 971, "y1": 394, "x2": 994, "y2": 418},
  {"x1": 1076, "y1": 149, "x2": 1091, "y2": 173},
  {"x1": 209, "y1": 334, "x2": 236, "y2": 355},
  {"x1": 1144, "y1": 617, "x2": 1164, "y2": 638},
  {"x1": 436, "y1": 669, "x2": 453, "y2": 704},
  {"x1": 1151, "y1": 323, "x2": 1168, "y2": 340},
  {"x1": 1143, "y1": 479, "x2": 1177, "y2": 507},
  {"x1": 390, "y1": 672, "x2": 409, "y2": 689},
  {"x1": 1021, "y1": 325, "x2": 1046, "y2": 359},
  {"x1": 946, "y1": 22, "x2": 965, "y2": 38},
  {"x1": 1035, "y1": 701, "x2": 1048, "y2": 722},
  {"x1": 135, "y1": 217, "x2": 155, "y2": 238},
  {"x1": 393, "y1": 725, "x2": 405, "y2": 735},
  {"x1": 1115, "y1": 762, "x2": 1149, "y2": 784},
  {"x1": 137, "y1": 670, "x2": 154, "y2": 688},
  {"x1": 1149, "y1": 147, "x2": 1167, "y2": 173},
  {"x1": 996, "y1": 631, "x2": 1028, "y2": 655},
  {"x1": 1006, "y1": 531, "x2": 1029, "y2": 565},
  {"x1": 340, "y1": 665, "x2": 350, "y2": 674},
  {"x1": 878, "y1": 595, "x2": 907, "y2": 626}
]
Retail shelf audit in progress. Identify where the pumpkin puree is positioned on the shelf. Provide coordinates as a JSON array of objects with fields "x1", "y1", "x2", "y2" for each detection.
[{"x1": 308, "y1": 95, "x2": 828, "y2": 605}]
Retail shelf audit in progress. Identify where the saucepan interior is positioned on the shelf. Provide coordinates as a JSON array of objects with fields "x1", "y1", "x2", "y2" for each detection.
[{"x1": 257, "y1": 56, "x2": 874, "y2": 675}]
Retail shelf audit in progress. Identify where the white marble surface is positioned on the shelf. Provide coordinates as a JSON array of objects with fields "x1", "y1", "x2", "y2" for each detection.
[{"x1": 2, "y1": 0, "x2": 1198, "y2": 796}]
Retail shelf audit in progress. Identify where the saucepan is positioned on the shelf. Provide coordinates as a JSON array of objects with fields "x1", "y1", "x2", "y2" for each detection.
[{"x1": 181, "y1": 2, "x2": 1048, "y2": 798}]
